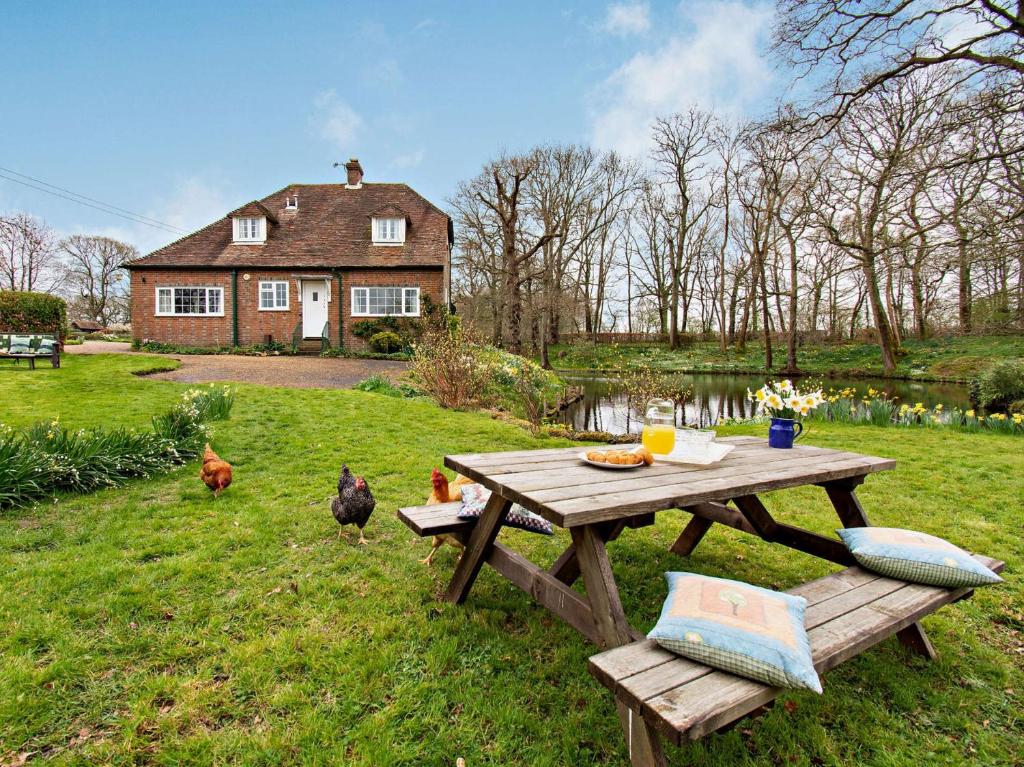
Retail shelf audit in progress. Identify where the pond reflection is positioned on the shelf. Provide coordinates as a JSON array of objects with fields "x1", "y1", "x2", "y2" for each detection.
[{"x1": 557, "y1": 372, "x2": 971, "y2": 435}]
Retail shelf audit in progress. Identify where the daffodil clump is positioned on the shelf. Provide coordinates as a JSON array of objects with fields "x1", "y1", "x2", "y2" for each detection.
[
  {"x1": 812, "y1": 386, "x2": 1023, "y2": 434},
  {"x1": 0, "y1": 386, "x2": 235, "y2": 509},
  {"x1": 747, "y1": 380, "x2": 826, "y2": 420}
]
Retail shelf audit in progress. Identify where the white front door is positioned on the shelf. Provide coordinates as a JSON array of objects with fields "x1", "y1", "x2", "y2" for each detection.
[{"x1": 301, "y1": 280, "x2": 328, "y2": 338}]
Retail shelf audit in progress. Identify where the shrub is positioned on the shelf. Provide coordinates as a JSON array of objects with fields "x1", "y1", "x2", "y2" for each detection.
[
  {"x1": 0, "y1": 386, "x2": 234, "y2": 508},
  {"x1": 352, "y1": 317, "x2": 400, "y2": 339},
  {"x1": 477, "y1": 346, "x2": 564, "y2": 426},
  {"x1": 410, "y1": 328, "x2": 494, "y2": 409},
  {"x1": 972, "y1": 360, "x2": 1024, "y2": 412},
  {"x1": 0, "y1": 290, "x2": 67, "y2": 335},
  {"x1": 369, "y1": 330, "x2": 403, "y2": 353}
]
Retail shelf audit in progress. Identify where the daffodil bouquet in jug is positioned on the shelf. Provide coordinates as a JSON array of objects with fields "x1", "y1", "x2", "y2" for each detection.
[{"x1": 747, "y1": 380, "x2": 825, "y2": 448}]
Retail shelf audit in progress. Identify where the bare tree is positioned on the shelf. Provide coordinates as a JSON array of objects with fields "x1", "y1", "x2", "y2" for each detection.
[
  {"x1": 773, "y1": 0, "x2": 1024, "y2": 142},
  {"x1": 0, "y1": 212, "x2": 60, "y2": 292},
  {"x1": 652, "y1": 108, "x2": 719, "y2": 348},
  {"x1": 59, "y1": 235, "x2": 135, "y2": 324}
]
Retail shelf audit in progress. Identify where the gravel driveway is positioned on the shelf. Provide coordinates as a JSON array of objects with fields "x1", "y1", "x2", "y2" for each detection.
[
  {"x1": 65, "y1": 342, "x2": 408, "y2": 389},
  {"x1": 146, "y1": 355, "x2": 408, "y2": 388}
]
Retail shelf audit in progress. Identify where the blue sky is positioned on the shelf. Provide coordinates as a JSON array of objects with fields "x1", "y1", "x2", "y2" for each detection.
[{"x1": 1, "y1": 0, "x2": 779, "y2": 254}]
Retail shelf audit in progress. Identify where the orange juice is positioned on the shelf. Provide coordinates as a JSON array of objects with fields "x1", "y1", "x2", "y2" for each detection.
[{"x1": 642, "y1": 424, "x2": 676, "y2": 455}]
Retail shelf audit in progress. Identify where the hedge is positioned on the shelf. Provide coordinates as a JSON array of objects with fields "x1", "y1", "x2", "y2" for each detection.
[{"x1": 0, "y1": 291, "x2": 67, "y2": 336}]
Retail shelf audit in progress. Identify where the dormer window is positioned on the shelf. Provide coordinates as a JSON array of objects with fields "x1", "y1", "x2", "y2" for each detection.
[
  {"x1": 233, "y1": 216, "x2": 266, "y2": 243},
  {"x1": 372, "y1": 217, "x2": 405, "y2": 245}
]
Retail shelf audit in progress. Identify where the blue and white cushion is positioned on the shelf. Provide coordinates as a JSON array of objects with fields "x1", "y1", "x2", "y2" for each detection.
[
  {"x1": 457, "y1": 483, "x2": 553, "y2": 535},
  {"x1": 648, "y1": 572, "x2": 821, "y2": 692},
  {"x1": 837, "y1": 527, "x2": 1002, "y2": 588}
]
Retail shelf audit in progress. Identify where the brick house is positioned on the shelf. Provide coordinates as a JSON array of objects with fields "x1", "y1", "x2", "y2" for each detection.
[{"x1": 126, "y1": 159, "x2": 452, "y2": 351}]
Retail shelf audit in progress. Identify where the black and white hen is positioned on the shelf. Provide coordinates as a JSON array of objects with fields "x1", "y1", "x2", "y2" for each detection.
[{"x1": 331, "y1": 464, "x2": 376, "y2": 544}]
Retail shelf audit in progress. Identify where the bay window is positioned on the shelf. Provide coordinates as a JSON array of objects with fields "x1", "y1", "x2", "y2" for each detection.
[
  {"x1": 351, "y1": 286, "x2": 420, "y2": 317},
  {"x1": 155, "y1": 287, "x2": 224, "y2": 316}
]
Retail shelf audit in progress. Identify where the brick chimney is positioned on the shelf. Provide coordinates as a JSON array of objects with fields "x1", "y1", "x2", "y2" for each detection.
[{"x1": 344, "y1": 158, "x2": 364, "y2": 188}]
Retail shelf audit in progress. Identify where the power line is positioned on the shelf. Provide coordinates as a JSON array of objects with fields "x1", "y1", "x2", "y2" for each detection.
[{"x1": 0, "y1": 165, "x2": 185, "y2": 234}]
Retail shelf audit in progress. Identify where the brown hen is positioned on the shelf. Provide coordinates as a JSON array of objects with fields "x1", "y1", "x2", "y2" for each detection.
[
  {"x1": 421, "y1": 468, "x2": 474, "y2": 565},
  {"x1": 199, "y1": 443, "x2": 232, "y2": 498}
]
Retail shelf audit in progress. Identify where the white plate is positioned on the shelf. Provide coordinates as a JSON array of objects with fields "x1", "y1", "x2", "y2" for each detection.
[{"x1": 578, "y1": 447, "x2": 646, "y2": 470}]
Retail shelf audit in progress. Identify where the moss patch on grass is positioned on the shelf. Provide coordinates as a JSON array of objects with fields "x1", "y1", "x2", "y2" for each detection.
[{"x1": 0, "y1": 355, "x2": 1021, "y2": 765}]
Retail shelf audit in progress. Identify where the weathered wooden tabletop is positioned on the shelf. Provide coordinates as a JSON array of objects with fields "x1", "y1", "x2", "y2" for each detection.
[{"x1": 446, "y1": 435, "x2": 895, "y2": 528}]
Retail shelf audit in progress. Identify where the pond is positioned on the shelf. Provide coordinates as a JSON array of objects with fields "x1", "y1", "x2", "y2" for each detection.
[{"x1": 556, "y1": 372, "x2": 971, "y2": 435}]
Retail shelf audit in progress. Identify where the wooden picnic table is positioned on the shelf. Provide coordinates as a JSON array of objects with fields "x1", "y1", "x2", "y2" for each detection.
[{"x1": 440, "y1": 436, "x2": 914, "y2": 765}]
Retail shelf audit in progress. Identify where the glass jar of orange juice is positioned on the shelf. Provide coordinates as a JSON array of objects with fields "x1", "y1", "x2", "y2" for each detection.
[{"x1": 642, "y1": 399, "x2": 676, "y2": 455}]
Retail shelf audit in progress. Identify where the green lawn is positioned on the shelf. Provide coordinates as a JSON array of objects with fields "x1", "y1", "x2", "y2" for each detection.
[
  {"x1": 1, "y1": 355, "x2": 1021, "y2": 766},
  {"x1": 549, "y1": 335, "x2": 1024, "y2": 382}
]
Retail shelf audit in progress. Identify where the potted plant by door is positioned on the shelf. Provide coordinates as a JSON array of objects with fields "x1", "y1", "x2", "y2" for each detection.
[{"x1": 747, "y1": 380, "x2": 824, "y2": 449}]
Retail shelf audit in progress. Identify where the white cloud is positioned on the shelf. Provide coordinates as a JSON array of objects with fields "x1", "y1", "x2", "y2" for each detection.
[
  {"x1": 391, "y1": 149, "x2": 425, "y2": 170},
  {"x1": 589, "y1": 0, "x2": 774, "y2": 156},
  {"x1": 603, "y1": 2, "x2": 651, "y2": 35},
  {"x1": 311, "y1": 90, "x2": 363, "y2": 152}
]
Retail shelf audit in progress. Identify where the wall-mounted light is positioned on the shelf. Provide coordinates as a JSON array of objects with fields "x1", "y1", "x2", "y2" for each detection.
[{"x1": 242, "y1": 273, "x2": 251, "y2": 281}]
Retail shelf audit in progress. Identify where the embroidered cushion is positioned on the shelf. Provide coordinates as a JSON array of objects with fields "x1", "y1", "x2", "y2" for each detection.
[
  {"x1": 647, "y1": 572, "x2": 822, "y2": 692},
  {"x1": 458, "y1": 483, "x2": 553, "y2": 535},
  {"x1": 837, "y1": 527, "x2": 1002, "y2": 588}
]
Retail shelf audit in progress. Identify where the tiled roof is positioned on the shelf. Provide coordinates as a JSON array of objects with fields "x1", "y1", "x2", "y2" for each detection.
[{"x1": 127, "y1": 183, "x2": 451, "y2": 269}]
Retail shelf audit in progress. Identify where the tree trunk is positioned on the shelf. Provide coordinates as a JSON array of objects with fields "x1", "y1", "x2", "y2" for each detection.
[{"x1": 862, "y1": 257, "x2": 899, "y2": 371}]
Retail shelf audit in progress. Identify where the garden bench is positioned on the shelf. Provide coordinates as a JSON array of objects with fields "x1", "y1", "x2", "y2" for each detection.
[
  {"x1": 0, "y1": 332, "x2": 61, "y2": 369},
  {"x1": 588, "y1": 554, "x2": 1004, "y2": 763}
]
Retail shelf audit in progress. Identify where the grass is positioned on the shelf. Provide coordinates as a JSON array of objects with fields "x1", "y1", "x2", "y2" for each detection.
[
  {"x1": 548, "y1": 335, "x2": 1024, "y2": 382},
  {"x1": 0, "y1": 355, "x2": 1021, "y2": 766}
]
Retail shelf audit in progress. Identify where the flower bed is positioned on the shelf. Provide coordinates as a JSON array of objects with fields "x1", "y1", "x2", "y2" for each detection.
[
  {"x1": 726, "y1": 385, "x2": 1023, "y2": 435},
  {"x1": 0, "y1": 385, "x2": 234, "y2": 508}
]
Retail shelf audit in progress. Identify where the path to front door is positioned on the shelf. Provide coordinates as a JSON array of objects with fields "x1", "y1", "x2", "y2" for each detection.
[{"x1": 301, "y1": 280, "x2": 328, "y2": 338}]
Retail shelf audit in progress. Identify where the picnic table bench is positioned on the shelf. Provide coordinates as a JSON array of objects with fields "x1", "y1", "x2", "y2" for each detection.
[{"x1": 397, "y1": 437, "x2": 1002, "y2": 766}]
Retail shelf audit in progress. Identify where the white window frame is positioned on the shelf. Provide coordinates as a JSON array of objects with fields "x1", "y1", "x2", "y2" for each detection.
[
  {"x1": 350, "y1": 286, "x2": 420, "y2": 317},
  {"x1": 233, "y1": 216, "x2": 266, "y2": 243},
  {"x1": 258, "y1": 280, "x2": 290, "y2": 311},
  {"x1": 155, "y1": 286, "x2": 225, "y2": 317},
  {"x1": 371, "y1": 217, "x2": 406, "y2": 245}
]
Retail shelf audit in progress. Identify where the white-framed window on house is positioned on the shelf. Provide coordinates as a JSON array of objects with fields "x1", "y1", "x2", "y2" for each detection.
[
  {"x1": 258, "y1": 280, "x2": 289, "y2": 311},
  {"x1": 233, "y1": 216, "x2": 266, "y2": 243},
  {"x1": 372, "y1": 217, "x2": 405, "y2": 244},
  {"x1": 351, "y1": 286, "x2": 420, "y2": 317},
  {"x1": 155, "y1": 287, "x2": 224, "y2": 316}
]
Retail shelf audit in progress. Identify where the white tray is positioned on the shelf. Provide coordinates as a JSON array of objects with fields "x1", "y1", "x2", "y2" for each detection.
[{"x1": 657, "y1": 442, "x2": 735, "y2": 466}]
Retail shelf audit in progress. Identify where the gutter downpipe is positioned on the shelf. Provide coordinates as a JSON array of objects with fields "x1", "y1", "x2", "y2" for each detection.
[
  {"x1": 231, "y1": 269, "x2": 239, "y2": 347},
  {"x1": 334, "y1": 269, "x2": 344, "y2": 350}
]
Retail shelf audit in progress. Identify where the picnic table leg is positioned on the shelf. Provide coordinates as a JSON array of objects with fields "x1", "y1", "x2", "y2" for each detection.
[
  {"x1": 571, "y1": 525, "x2": 667, "y2": 767},
  {"x1": 443, "y1": 493, "x2": 510, "y2": 604},
  {"x1": 823, "y1": 478, "x2": 938, "y2": 661},
  {"x1": 549, "y1": 520, "x2": 627, "y2": 585},
  {"x1": 669, "y1": 516, "x2": 714, "y2": 557}
]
